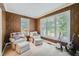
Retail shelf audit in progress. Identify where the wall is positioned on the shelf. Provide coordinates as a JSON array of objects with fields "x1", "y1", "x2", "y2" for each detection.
[
  {"x1": 30, "y1": 19, "x2": 36, "y2": 32},
  {"x1": 6, "y1": 12, "x2": 20, "y2": 42},
  {"x1": 5, "y1": 12, "x2": 36, "y2": 43},
  {"x1": 35, "y1": 19, "x2": 40, "y2": 33}
]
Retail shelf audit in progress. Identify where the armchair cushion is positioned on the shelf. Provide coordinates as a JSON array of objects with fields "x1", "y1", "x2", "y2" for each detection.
[
  {"x1": 15, "y1": 39, "x2": 30, "y2": 53},
  {"x1": 34, "y1": 38, "x2": 43, "y2": 46},
  {"x1": 10, "y1": 32, "x2": 26, "y2": 41},
  {"x1": 16, "y1": 38, "x2": 29, "y2": 48}
]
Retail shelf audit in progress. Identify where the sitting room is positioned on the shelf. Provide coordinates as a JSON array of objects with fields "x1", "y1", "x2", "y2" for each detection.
[{"x1": 0, "y1": 3, "x2": 79, "y2": 56}]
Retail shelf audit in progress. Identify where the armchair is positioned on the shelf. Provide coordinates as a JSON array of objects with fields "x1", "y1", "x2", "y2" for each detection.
[
  {"x1": 9, "y1": 32, "x2": 30, "y2": 54},
  {"x1": 30, "y1": 31, "x2": 43, "y2": 46}
]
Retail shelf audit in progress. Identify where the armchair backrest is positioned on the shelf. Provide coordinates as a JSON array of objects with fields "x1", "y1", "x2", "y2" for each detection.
[
  {"x1": 10, "y1": 32, "x2": 24, "y2": 37},
  {"x1": 10, "y1": 32, "x2": 26, "y2": 41},
  {"x1": 30, "y1": 31, "x2": 38, "y2": 37}
]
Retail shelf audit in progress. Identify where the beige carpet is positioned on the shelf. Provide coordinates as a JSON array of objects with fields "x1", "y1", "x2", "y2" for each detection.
[{"x1": 21, "y1": 41, "x2": 70, "y2": 56}]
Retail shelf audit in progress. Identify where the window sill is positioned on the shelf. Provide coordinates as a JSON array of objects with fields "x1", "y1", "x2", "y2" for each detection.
[{"x1": 41, "y1": 35, "x2": 68, "y2": 46}]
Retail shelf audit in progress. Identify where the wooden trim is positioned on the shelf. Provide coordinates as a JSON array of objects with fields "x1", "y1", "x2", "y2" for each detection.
[
  {"x1": 0, "y1": 3, "x2": 5, "y2": 11},
  {"x1": 37, "y1": 4, "x2": 77, "y2": 19},
  {"x1": 41, "y1": 36, "x2": 67, "y2": 46},
  {"x1": 6, "y1": 11, "x2": 36, "y2": 20}
]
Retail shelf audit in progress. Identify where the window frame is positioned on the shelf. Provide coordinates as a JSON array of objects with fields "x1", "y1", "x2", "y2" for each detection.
[{"x1": 40, "y1": 10, "x2": 70, "y2": 43}]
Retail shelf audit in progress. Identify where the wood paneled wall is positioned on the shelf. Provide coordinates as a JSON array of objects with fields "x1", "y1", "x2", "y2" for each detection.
[
  {"x1": 6, "y1": 12, "x2": 21, "y2": 32},
  {"x1": 30, "y1": 19, "x2": 36, "y2": 32},
  {"x1": 35, "y1": 19, "x2": 40, "y2": 33},
  {"x1": 6, "y1": 12, "x2": 21, "y2": 42},
  {"x1": 5, "y1": 12, "x2": 36, "y2": 43}
]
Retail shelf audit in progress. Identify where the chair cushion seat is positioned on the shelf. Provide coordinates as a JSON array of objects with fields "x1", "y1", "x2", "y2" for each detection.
[
  {"x1": 15, "y1": 40, "x2": 30, "y2": 53},
  {"x1": 15, "y1": 38, "x2": 30, "y2": 53},
  {"x1": 34, "y1": 38, "x2": 43, "y2": 46},
  {"x1": 35, "y1": 38, "x2": 42, "y2": 41},
  {"x1": 16, "y1": 39, "x2": 29, "y2": 48}
]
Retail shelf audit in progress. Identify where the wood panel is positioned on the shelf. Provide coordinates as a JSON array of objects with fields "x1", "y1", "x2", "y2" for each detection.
[
  {"x1": 6, "y1": 11, "x2": 36, "y2": 20},
  {"x1": 6, "y1": 12, "x2": 21, "y2": 42},
  {"x1": 30, "y1": 19, "x2": 36, "y2": 32},
  {"x1": 5, "y1": 12, "x2": 36, "y2": 43},
  {"x1": 41, "y1": 37, "x2": 67, "y2": 46},
  {"x1": 35, "y1": 19, "x2": 40, "y2": 33}
]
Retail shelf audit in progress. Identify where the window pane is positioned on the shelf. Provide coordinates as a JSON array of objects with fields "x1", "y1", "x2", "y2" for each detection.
[
  {"x1": 56, "y1": 11, "x2": 70, "y2": 42},
  {"x1": 21, "y1": 18, "x2": 29, "y2": 32},
  {"x1": 40, "y1": 19, "x2": 47, "y2": 36},
  {"x1": 40, "y1": 16, "x2": 55, "y2": 37},
  {"x1": 46, "y1": 16, "x2": 55, "y2": 37}
]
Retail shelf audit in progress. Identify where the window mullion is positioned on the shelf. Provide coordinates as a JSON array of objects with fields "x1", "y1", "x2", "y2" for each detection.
[{"x1": 54, "y1": 16, "x2": 57, "y2": 37}]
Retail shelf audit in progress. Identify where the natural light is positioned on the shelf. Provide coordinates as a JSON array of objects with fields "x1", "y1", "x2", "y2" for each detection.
[{"x1": 40, "y1": 10, "x2": 70, "y2": 43}]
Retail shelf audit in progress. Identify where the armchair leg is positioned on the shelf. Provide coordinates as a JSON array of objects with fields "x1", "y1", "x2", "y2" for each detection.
[
  {"x1": 15, "y1": 45, "x2": 21, "y2": 54},
  {"x1": 11, "y1": 43, "x2": 16, "y2": 50}
]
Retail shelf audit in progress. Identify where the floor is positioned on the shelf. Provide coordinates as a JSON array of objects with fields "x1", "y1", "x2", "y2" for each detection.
[{"x1": 4, "y1": 40, "x2": 70, "y2": 56}]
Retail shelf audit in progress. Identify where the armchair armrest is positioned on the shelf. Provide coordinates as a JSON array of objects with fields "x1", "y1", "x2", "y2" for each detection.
[
  {"x1": 9, "y1": 38, "x2": 15, "y2": 43},
  {"x1": 9, "y1": 38, "x2": 16, "y2": 50}
]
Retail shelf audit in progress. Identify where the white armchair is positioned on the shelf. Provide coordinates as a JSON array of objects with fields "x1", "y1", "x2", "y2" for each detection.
[
  {"x1": 30, "y1": 31, "x2": 43, "y2": 46},
  {"x1": 15, "y1": 38, "x2": 30, "y2": 54},
  {"x1": 9, "y1": 32, "x2": 30, "y2": 54},
  {"x1": 30, "y1": 31, "x2": 40, "y2": 38}
]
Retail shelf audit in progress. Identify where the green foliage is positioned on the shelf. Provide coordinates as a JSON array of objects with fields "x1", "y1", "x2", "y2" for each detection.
[
  {"x1": 57, "y1": 14, "x2": 67, "y2": 36},
  {"x1": 41, "y1": 11, "x2": 69, "y2": 37}
]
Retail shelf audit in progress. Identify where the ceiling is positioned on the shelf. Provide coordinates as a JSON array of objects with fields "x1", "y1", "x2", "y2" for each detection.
[{"x1": 4, "y1": 3, "x2": 73, "y2": 18}]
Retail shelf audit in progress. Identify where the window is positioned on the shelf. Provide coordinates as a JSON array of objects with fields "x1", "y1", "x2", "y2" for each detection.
[
  {"x1": 21, "y1": 18, "x2": 29, "y2": 33},
  {"x1": 56, "y1": 11, "x2": 70, "y2": 42},
  {"x1": 40, "y1": 10, "x2": 70, "y2": 43},
  {"x1": 40, "y1": 16, "x2": 55, "y2": 37}
]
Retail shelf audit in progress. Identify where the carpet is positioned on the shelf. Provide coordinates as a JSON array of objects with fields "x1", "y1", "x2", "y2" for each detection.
[{"x1": 21, "y1": 41, "x2": 70, "y2": 56}]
